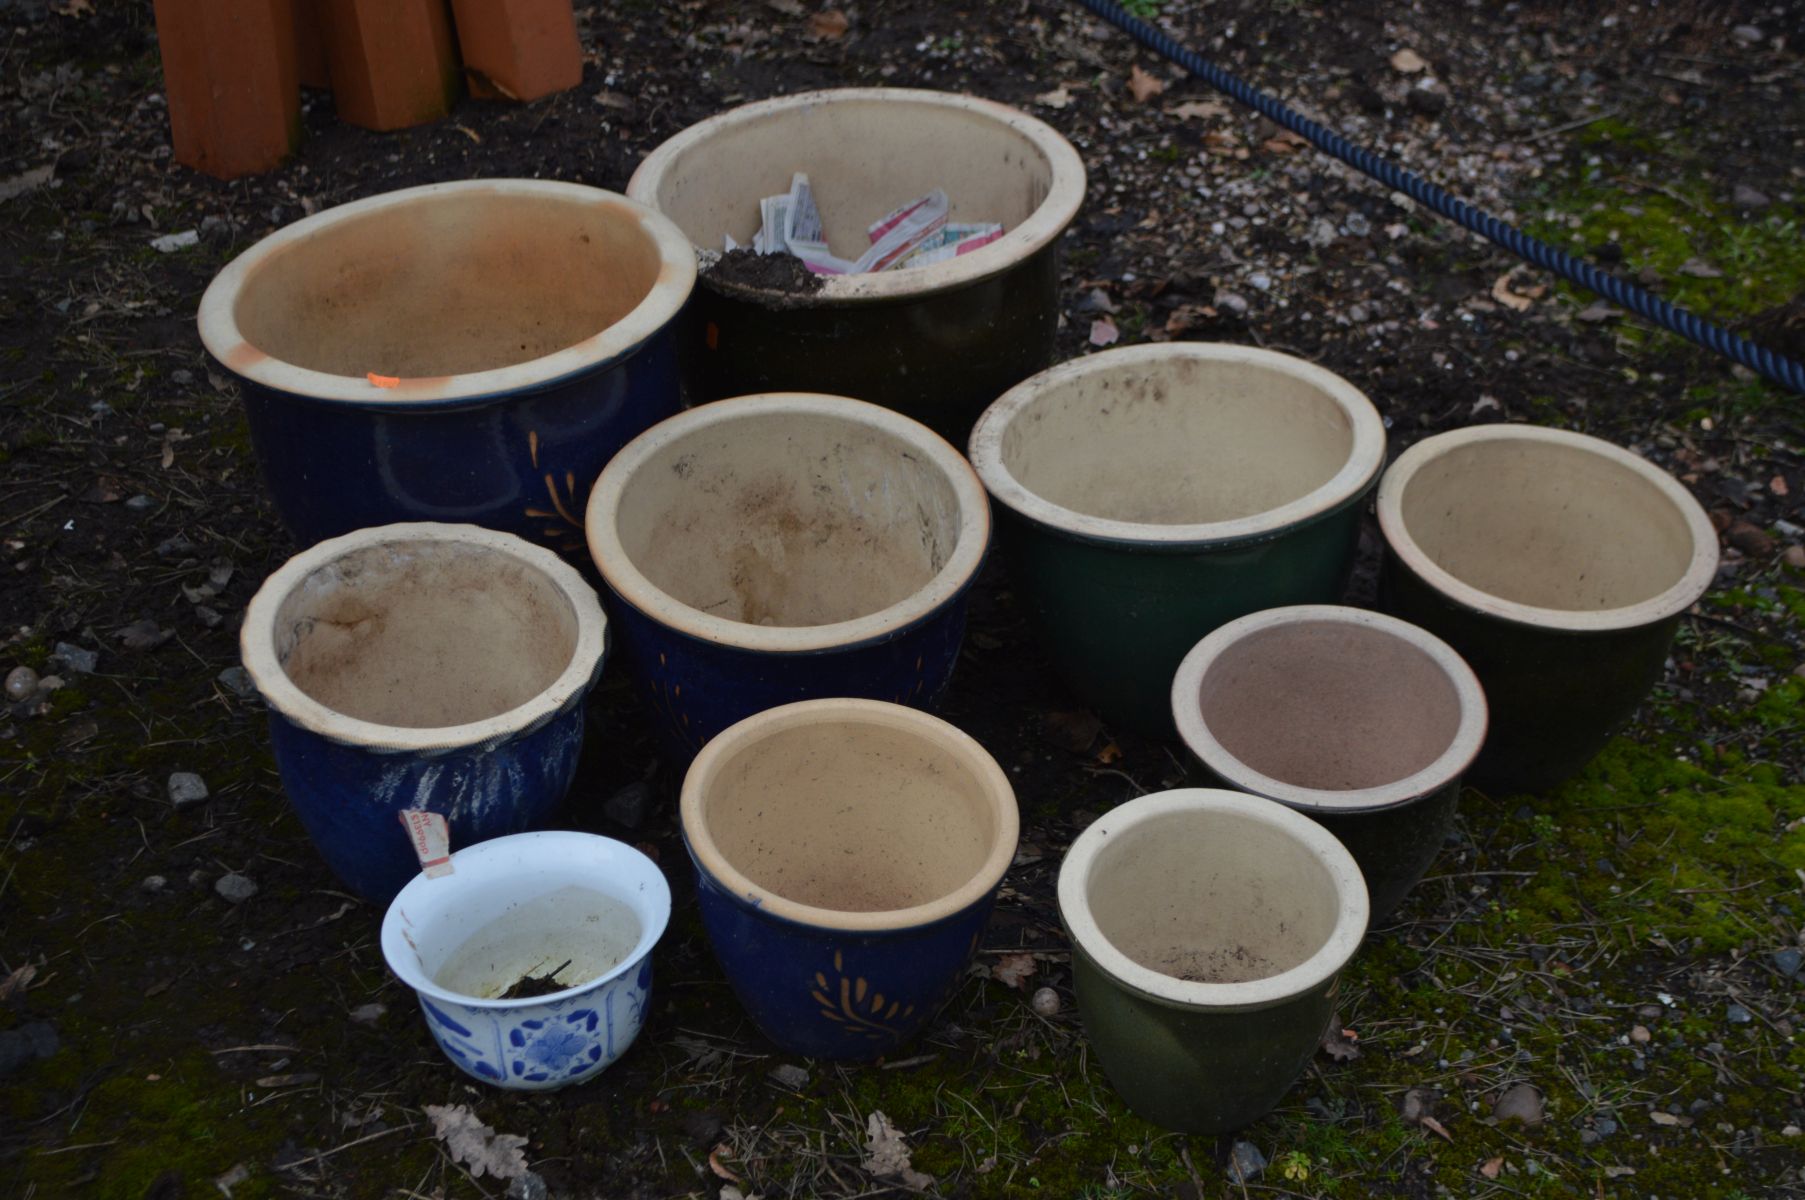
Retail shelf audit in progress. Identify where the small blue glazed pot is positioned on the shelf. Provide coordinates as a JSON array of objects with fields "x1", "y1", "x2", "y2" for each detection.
[
  {"x1": 680, "y1": 699, "x2": 1019, "y2": 1059},
  {"x1": 586, "y1": 394, "x2": 990, "y2": 760},
  {"x1": 241, "y1": 523, "x2": 609, "y2": 903},
  {"x1": 198, "y1": 180, "x2": 696, "y2": 557},
  {"x1": 381, "y1": 831, "x2": 671, "y2": 1090}
]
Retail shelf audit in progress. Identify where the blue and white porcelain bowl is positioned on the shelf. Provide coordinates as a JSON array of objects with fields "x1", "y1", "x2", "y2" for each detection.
[{"x1": 381, "y1": 831, "x2": 671, "y2": 1090}]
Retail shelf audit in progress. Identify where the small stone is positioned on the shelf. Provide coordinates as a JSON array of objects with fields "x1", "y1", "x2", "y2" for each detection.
[
  {"x1": 1732, "y1": 184, "x2": 1772, "y2": 211},
  {"x1": 4, "y1": 665, "x2": 38, "y2": 701},
  {"x1": 1774, "y1": 948, "x2": 1802, "y2": 978},
  {"x1": 171, "y1": 369, "x2": 194, "y2": 386},
  {"x1": 1783, "y1": 1124, "x2": 1801, "y2": 1137},
  {"x1": 505, "y1": 1172, "x2": 549, "y2": 1200},
  {"x1": 36, "y1": 675, "x2": 63, "y2": 693},
  {"x1": 167, "y1": 772, "x2": 209, "y2": 808},
  {"x1": 1595, "y1": 1116, "x2": 1618, "y2": 1138},
  {"x1": 603, "y1": 780, "x2": 653, "y2": 830},
  {"x1": 1406, "y1": 79, "x2": 1450, "y2": 115},
  {"x1": 142, "y1": 874, "x2": 167, "y2": 893},
  {"x1": 1346, "y1": 302, "x2": 1370, "y2": 323},
  {"x1": 215, "y1": 872, "x2": 258, "y2": 904},
  {"x1": 194, "y1": 605, "x2": 223, "y2": 629},
  {"x1": 1630, "y1": 1025, "x2": 1651, "y2": 1044},
  {"x1": 1783, "y1": 545, "x2": 1805, "y2": 570},
  {"x1": 1731, "y1": 24, "x2": 1764, "y2": 44},
  {"x1": 1342, "y1": 212, "x2": 1371, "y2": 237},
  {"x1": 1305, "y1": 217, "x2": 1338, "y2": 248},
  {"x1": 1725, "y1": 1003, "x2": 1753, "y2": 1024},
  {"x1": 1494, "y1": 1082, "x2": 1545, "y2": 1126},
  {"x1": 123, "y1": 494, "x2": 154, "y2": 513},
  {"x1": 155, "y1": 535, "x2": 198, "y2": 559},
  {"x1": 1726, "y1": 522, "x2": 1775, "y2": 558},
  {"x1": 0, "y1": 1021, "x2": 59, "y2": 1077},
  {"x1": 51, "y1": 642, "x2": 98, "y2": 674},
  {"x1": 1214, "y1": 290, "x2": 1249, "y2": 316},
  {"x1": 1227, "y1": 1140, "x2": 1266, "y2": 1183},
  {"x1": 217, "y1": 666, "x2": 255, "y2": 697},
  {"x1": 199, "y1": 214, "x2": 235, "y2": 241},
  {"x1": 768, "y1": 1063, "x2": 810, "y2": 1089},
  {"x1": 348, "y1": 1002, "x2": 386, "y2": 1025},
  {"x1": 1031, "y1": 986, "x2": 1061, "y2": 1018}
]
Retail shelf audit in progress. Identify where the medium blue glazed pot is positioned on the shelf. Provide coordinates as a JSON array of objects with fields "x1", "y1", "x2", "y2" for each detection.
[
  {"x1": 680, "y1": 700, "x2": 1019, "y2": 1060},
  {"x1": 381, "y1": 832, "x2": 671, "y2": 1090},
  {"x1": 198, "y1": 180, "x2": 696, "y2": 556},
  {"x1": 586, "y1": 394, "x2": 989, "y2": 760},
  {"x1": 241, "y1": 524, "x2": 610, "y2": 903}
]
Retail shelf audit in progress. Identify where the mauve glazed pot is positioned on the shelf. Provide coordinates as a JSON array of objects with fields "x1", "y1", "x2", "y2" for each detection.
[
  {"x1": 1059, "y1": 789, "x2": 1368, "y2": 1133},
  {"x1": 626, "y1": 88, "x2": 1085, "y2": 441},
  {"x1": 1376, "y1": 425, "x2": 1718, "y2": 795},
  {"x1": 241, "y1": 523, "x2": 609, "y2": 903},
  {"x1": 681, "y1": 699, "x2": 1019, "y2": 1060},
  {"x1": 1171, "y1": 606, "x2": 1488, "y2": 921},
  {"x1": 198, "y1": 180, "x2": 695, "y2": 555},
  {"x1": 584, "y1": 393, "x2": 988, "y2": 760},
  {"x1": 969, "y1": 343, "x2": 1387, "y2": 737}
]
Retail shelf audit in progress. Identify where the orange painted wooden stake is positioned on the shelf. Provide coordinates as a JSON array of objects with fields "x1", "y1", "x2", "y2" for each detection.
[
  {"x1": 320, "y1": 0, "x2": 461, "y2": 131},
  {"x1": 450, "y1": 0, "x2": 583, "y2": 102},
  {"x1": 293, "y1": 0, "x2": 331, "y2": 90},
  {"x1": 152, "y1": 0, "x2": 301, "y2": 179}
]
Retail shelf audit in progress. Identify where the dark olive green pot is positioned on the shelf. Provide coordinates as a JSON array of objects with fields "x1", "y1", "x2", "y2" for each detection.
[
  {"x1": 683, "y1": 244, "x2": 1058, "y2": 443},
  {"x1": 1070, "y1": 940, "x2": 1338, "y2": 1134},
  {"x1": 996, "y1": 493, "x2": 1370, "y2": 738},
  {"x1": 1380, "y1": 555, "x2": 1680, "y2": 796}
]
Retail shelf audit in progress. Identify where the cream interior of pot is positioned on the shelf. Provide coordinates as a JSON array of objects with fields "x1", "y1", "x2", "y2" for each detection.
[
  {"x1": 613, "y1": 410, "x2": 964, "y2": 627},
  {"x1": 1085, "y1": 810, "x2": 1340, "y2": 984},
  {"x1": 644, "y1": 99, "x2": 1053, "y2": 257},
  {"x1": 1399, "y1": 438, "x2": 1697, "y2": 611},
  {"x1": 999, "y1": 356, "x2": 1356, "y2": 525},
  {"x1": 700, "y1": 719, "x2": 998, "y2": 913},
  {"x1": 232, "y1": 190, "x2": 666, "y2": 377},
  {"x1": 276, "y1": 540, "x2": 579, "y2": 727},
  {"x1": 1193, "y1": 621, "x2": 1461, "y2": 792}
]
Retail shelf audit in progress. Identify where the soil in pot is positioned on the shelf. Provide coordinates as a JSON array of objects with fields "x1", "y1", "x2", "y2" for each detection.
[
  {"x1": 434, "y1": 886, "x2": 642, "y2": 1000},
  {"x1": 704, "y1": 248, "x2": 824, "y2": 297}
]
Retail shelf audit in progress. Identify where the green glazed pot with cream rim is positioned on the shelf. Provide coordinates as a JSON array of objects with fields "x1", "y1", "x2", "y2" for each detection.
[
  {"x1": 1376, "y1": 424, "x2": 1718, "y2": 795},
  {"x1": 968, "y1": 343, "x2": 1388, "y2": 737},
  {"x1": 1059, "y1": 789, "x2": 1369, "y2": 1134}
]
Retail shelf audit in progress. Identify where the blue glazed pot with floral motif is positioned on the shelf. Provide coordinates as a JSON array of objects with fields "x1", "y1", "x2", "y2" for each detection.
[
  {"x1": 680, "y1": 699, "x2": 1018, "y2": 1060},
  {"x1": 198, "y1": 180, "x2": 695, "y2": 557},
  {"x1": 381, "y1": 831, "x2": 670, "y2": 1089},
  {"x1": 586, "y1": 394, "x2": 989, "y2": 760},
  {"x1": 241, "y1": 523, "x2": 609, "y2": 904}
]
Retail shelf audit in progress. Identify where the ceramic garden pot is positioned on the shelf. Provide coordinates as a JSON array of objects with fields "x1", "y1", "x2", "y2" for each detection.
[
  {"x1": 381, "y1": 831, "x2": 670, "y2": 1089},
  {"x1": 584, "y1": 393, "x2": 989, "y2": 760},
  {"x1": 1059, "y1": 789, "x2": 1368, "y2": 1133},
  {"x1": 1171, "y1": 606, "x2": 1487, "y2": 921},
  {"x1": 198, "y1": 180, "x2": 695, "y2": 556},
  {"x1": 240, "y1": 523, "x2": 609, "y2": 903},
  {"x1": 680, "y1": 699, "x2": 1018, "y2": 1060},
  {"x1": 626, "y1": 88, "x2": 1085, "y2": 441},
  {"x1": 1376, "y1": 425, "x2": 1719, "y2": 795},
  {"x1": 968, "y1": 343, "x2": 1388, "y2": 737}
]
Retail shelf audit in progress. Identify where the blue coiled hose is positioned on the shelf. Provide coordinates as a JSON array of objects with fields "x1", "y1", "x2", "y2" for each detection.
[{"x1": 1073, "y1": 0, "x2": 1805, "y2": 395}]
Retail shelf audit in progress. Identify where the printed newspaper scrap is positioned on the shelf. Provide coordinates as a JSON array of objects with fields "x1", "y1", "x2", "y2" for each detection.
[{"x1": 725, "y1": 172, "x2": 1003, "y2": 274}]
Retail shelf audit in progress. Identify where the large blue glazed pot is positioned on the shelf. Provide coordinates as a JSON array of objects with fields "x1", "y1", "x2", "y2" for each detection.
[
  {"x1": 680, "y1": 700, "x2": 1018, "y2": 1060},
  {"x1": 969, "y1": 344, "x2": 1388, "y2": 738},
  {"x1": 198, "y1": 180, "x2": 696, "y2": 556},
  {"x1": 585, "y1": 393, "x2": 990, "y2": 761},
  {"x1": 241, "y1": 523, "x2": 610, "y2": 903},
  {"x1": 626, "y1": 88, "x2": 1086, "y2": 443},
  {"x1": 1375, "y1": 425, "x2": 1719, "y2": 795}
]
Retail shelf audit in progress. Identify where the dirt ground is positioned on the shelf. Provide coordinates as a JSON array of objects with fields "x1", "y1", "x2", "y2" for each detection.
[{"x1": 3, "y1": 1, "x2": 1804, "y2": 1198}]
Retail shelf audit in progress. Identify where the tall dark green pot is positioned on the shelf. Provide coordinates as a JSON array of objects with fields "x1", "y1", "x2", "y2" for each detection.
[
  {"x1": 626, "y1": 88, "x2": 1086, "y2": 443},
  {"x1": 1059, "y1": 790, "x2": 1369, "y2": 1134},
  {"x1": 969, "y1": 344, "x2": 1389, "y2": 737},
  {"x1": 1171, "y1": 605, "x2": 1489, "y2": 921},
  {"x1": 1375, "y1": 425, "x2": 1719, "y2": 796}
]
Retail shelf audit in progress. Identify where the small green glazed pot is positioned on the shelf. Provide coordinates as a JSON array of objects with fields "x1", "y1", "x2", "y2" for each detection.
[
  {"x1": 1059, "y1": 789, "x2": 1369, "y2": 1134},
  {"x1": 1376, "y1": 425, "x2": 1718, "y2": 795},
  {"x1": 1171, "y1": 606, "x2": 1488, "y2": 921},
  {"x1": 627, "y1": 88, "x2": 1086, "y2": 442},
  {"x1": 969, "y1": 344, "x2": 1388, "y2": 736}
]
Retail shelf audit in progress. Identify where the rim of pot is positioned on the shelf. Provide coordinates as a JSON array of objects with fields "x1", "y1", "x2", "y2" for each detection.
[
  {"x1": 625, "y1": 87, "x2": 1085, "y2": 305},
  {"x1": 1170, "y1": 605, "x2": 1488, "y2": 813},
  {"x1": 196, "y1": 180, "x2": 697, "y2": 406},
  {"x1": 585, "y1": 393, "x2": 990, "y2": 653},
  {"x1": 967, "y1": 343, "x2": 1388, "y2": 546},
  {"x1": 680, "y1": 698, "x2": 1019, "y2": 932},
  {"x1": 380, "y1": 831, "x2": 671, "y2": 1011},
  {"x1": 1058, "y1": 788, "x2": 1368, "y2": 1011},
  {"x1": 240, "y1": 522, "x2": 608, "y2": 753},
  {"x1": 1375, "y1": 424, "x2": 1720, "y2": 632}
]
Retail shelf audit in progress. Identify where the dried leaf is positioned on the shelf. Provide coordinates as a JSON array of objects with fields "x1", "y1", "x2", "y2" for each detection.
[
  {"x1": 1128, "y1": 65, "x2": 1165, "y2": 103},
  {"x1": 1770, "y1": 475, "x2": 1789, "y2": 496},
  {"x1": 709, "y1": 1144, "x2": 743, "y2": 1183},
  {"x1": 1419, "y1": 1114, "x2": 1455, "y2": 1143},
  {"x1": 1035, "y1": 86, "x2": 1073, "y2": 109},
  {"x1": 0, "y1": 164, "x2": 54, "y2": 204},
  {"x1": 1319, "y1": 1016, "x2": 1360, "y2": 1062},
  {"x1": 1044, "y1": 709, "x2": 1101, "y2": 752},
  {"x1": 807, "y1": 9, "x2": 848, "y2": 39},
  {"x1": 862, "y1": 1111, "x2": 933, "y2": 1190},
  {"x1": 1676, "y1": 257, "x2": 1723, "y2": 278},
  {"x1": 991, "y1": 952, "x2": 1037, "y2": 990},
  {"x1": 1390, "y1": 47, "x2": 1428, "y2": 73},
  {"x1": 424, "y1": 1104, "x2": 529, "y2": 1180},
  {"x1": 765, "y1": 0, "x2": 804, "y2": 13},
  {"x1": 1480, "y1": 1157, "x2": 1503, "y2": 1179},
  {"x1": 115, "y1": 618, "x2": 172, "y2": 651},
  {"x1": 54, "y1": 0, "x2": 94, "y2": 13},
  {"x1": 0, "y1": 962, "x2": 38, "y2": 1001},
  {"x1": 1170, "y1": 99, "x2": 1229, "y2": 120},
  {"x1": 1089, "y1": 316, "x2": 1120, "y2": 346},
  {"x1": 1093, "y1": 741, "x2": 1122, "y2": 765},
  {"x1": 1576, "y1": 299, "x2": 1617, "y2": 322},
  {"x1": 1648, "y1": 1110, "x2": 1692, "y2": 1127},
  {"x1": 1491, "y1": 273, "x2": 1534, "y2": 312}
]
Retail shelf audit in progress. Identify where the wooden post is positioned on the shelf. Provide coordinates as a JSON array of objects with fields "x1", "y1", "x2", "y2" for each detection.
[
  {"x1": 450, "y1": 0, "x2": 584, "y2": 102},
  {"x1": 153, "y1": 0, "x2": 301, "y2": 179},
  {"x1": 320, "y1": 0, "x2": 461, "y2": 131}
]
